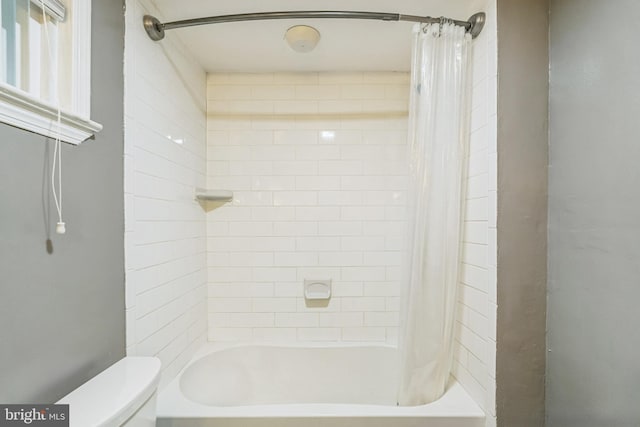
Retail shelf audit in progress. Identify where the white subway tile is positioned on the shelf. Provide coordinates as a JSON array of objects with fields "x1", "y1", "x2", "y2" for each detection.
[
  {"x1": 385, "y1": 85, "x2": 410, "y2": 99},
  {"x1": 126, "y1": 309, "x2": 136, "y2": 347},
  {"x1": 231, "y1": 191, "x2": 273, "y2": 206},
  {"x1": 361, "y1": 130, "x2": 407, "y2": 145},
  {"x1": 252, "y1": 207, "x2": 296, "y2": 221},
  {"x1": 341, "y1": 176, "x2": 406, "y2": 191},
  {"x1": 295, "y1": 85, "x2": 341, "y2": 100},
  {"x1": 135, "y1": 311, "x2": 157, "y2": 343},
  {"x1": 331, "y1": 282, "x2": 364, "y2": 297},
  {"x1": 461, "y1": 264, "x2": 489, "y2": 292},
  {"x1": 468, "y1": 352, "x2": 488, "y2": 389},
  {"x1": 363, "y1": 72, "x2": 409, "y2": 84},
  {"x1": 364, "y1": 312, "x2": 400, "y2": 327},
  {"x1": 271, "y1": 161, "x2": 318, "y2": 175},
  {"x1": 385, "y1": 297, "x2": 401, "y2": 311},
  {"x1": 318, "y1": 221, "x2": 363, "y2": 236},
  {"x1": 253, "y1": 328, "x2": 297, "y2": 342},
  {"x1": 342, "y1": 327, "x2": 386, "y2": 342},
  {"x1": 319, "y1": 312, "x2": 364, "y2": 328},
  {"x1": 340, "y1": 206, "x2": 385, "y2": 221},
  {"x1": 274, "y1": 130, "x2": 318, "y2": 145},
  {"x1": 274, "y1": 100, "x2": 318, "y2": 114},
  {"x1": 225, "y1": 73, "x2": 274, "y2": 85},
  {"x1": 467, "y1": 173, "x2": 488, "y2": 200},
  {"x1": 341, "y1": 297, "x2": 386, "y2": 312},
  {"x1": 252, "y1": 267, "x2": 297, "y2": 282},
  {"x1": 252, "y1": 297, "x2": 297, "y2": 313},
  {"x1": 295, "y1": 145, "x2": 341, "y2": 160},
  {"x1": 296, "y1": 237, "x2": 341, "y2": 252},
  {"x1": 296, "y1": 176, "x2": 340, "y2": 191},
  {"x1": 251, "y1": 176, "x2": 296, "y2": 191},
  {"x1": 488, "y1": 228, "x2": 497, "y2": 267},
  {"x1": 273, "y1": 221, "x2": 318, "y2": 236},
  {"x1": 341, "y1": 267, "x2": 386, "y2": 282},
  {"x1": 462, "y1": 243, "x2": 488, "y2": 268},
  {"x1": 274, "y1": 283, "x2": 303, "y2": 297},
  {"x1": 210, "y1": 237, "x2": 294, "y2": 253},
  {"x1": 466, "y1": 198, "x2": 489, "y2": 221},
  {"x1": 208, "y1": 283, "x2": 273, "y2": 298},
  {"x1": 318, "y1": 160, "x2": 363, "y2": 176},
  {"x1": 228, "y1": 222, "x2": 273, "y2": 236},
  {"x1": 318, "y1": 100, "x2": 363, "y2": 114},
  {"x1": 228, "y1": 161, "x2": 273, "y2": 176},
  {"x1": 459, "y1": 323, "x2": 488, "y2": 362},
  {"x1": 297, "y1": 328, "x2": 340, "y2": 341},
  {"x1": 209, "y1": 313, "x2": 275, "y2": 328},
  {"x1": 226, "y1": 100, "x2": 275, "y2": 115},
  {"x1": 296, "y1": 267, "x2": 342, "y2": 282},
  {"x1": 464, "y1": 221, "x2": 489, "y2": 245},
  {"x1": 208, "y1": 327, "x2": 252, "y2": 342},
  {"x1": 274, "y1": 252, "x2": 318, "y2": 267},
  {"x1": 364, "y1": 283, "x2": 400, "y2": 297},
  {"x1": 319, "y1": 72, "x2": 364, "y2": 84},
  {"x1": 250, "y1": 146, "x2": 296, "y2": 161},
  {"x1": 319, "y1": 252, "x2": 363, "y2": 267},
  {"x1": 487, "y1": 266, "x2": 497, "y2": 304},
  {"x1": 275, "y1": 312, "x2": 319, "y2": 327},
  {"x1": 207, "y1": 85, "x2": 252, "y2": 100},
  {"x1": 251, "y1": 85, "x2": 295, "y2": 100},
  {"x1": 273, "y1": 73, "x2": 318, "y2": 84},
  {"x1": 341, "y1": 236, "x2": 385, "y2": 251},
  {"x1": 318, "y1": 191, "x2": 364, "y2": 206},
  {"x1": 208, "y1": 298, "x2": 252, "y2": 313},
  {"x1": 363, "y1": 251, "x2": 402, "y2": 267},
  {"x1": 228, "y1": 252, "x2": 273, "y2": 267},
  {"x1": 295, "y1": 207, "x2": 341, "y2": 221}
]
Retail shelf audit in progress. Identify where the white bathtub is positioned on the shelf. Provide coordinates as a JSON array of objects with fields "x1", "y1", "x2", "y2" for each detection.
[{"x1": 157, "y1": 343, "x2": 484, "y2": 427}]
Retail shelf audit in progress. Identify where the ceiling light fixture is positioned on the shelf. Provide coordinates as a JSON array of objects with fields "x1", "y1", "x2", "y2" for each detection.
[{"x1": 284, "y1": 25, "x2": 321, "y2": 53}]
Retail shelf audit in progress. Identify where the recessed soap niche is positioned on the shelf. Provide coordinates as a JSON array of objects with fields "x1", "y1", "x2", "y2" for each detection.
[{"x1": 304, "y1": 279, "x2": 332, "y2": 301}]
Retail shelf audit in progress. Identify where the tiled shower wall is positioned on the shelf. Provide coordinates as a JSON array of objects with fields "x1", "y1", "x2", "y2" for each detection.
[
  {"x1": 123, "y1": 0, "x2": 497, "y2": 415},
  {"x1": 205, "y1": 72, "x2": 409, "y2": 343},
  {"x1": 452, "y1": 0, "x2": 498, "y2": 425},
  {"x1": 124, "y1": 0, "x2": 208, "y2": 387}
]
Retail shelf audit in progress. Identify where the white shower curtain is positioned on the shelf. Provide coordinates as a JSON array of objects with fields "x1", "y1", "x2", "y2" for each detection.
[{"x1": 397, "y1": 21, "x2": 473, "y2": 406}]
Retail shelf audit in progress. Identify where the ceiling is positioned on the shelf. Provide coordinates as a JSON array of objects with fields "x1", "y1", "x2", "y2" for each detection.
[{"x1": 150, "y1": 0, "x2": 479, "y2": 72}]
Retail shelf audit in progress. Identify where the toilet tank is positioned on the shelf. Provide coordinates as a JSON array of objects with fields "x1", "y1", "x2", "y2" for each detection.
[{"x1": 57, "y1": 357, "x2": 161, "y2": 427}]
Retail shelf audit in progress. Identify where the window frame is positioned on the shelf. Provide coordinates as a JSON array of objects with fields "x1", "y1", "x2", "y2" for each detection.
[{"x1": 0, "y1": 0, "x2": 101, "y2": 144}]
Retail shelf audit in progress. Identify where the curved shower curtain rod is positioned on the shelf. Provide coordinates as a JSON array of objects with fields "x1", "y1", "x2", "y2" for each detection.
[{"x1": 143, "y1": 11, "x2": 486, "y2": 42}]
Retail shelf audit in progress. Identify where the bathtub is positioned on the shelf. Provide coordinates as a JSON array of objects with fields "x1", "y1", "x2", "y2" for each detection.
[{"x1": 157, "y1": 343, "x2": 484, "y2": 427}]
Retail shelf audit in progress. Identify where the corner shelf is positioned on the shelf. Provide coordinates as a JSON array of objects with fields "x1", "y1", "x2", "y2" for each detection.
[{"x1": 195, "y1": 190, "x2": 233, "y2": 203}]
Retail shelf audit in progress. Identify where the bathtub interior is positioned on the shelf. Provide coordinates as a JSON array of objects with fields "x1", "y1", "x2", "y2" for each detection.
[
  {"x1": 180, "y1": 345, "x2": 398, "y2": 406},
  {"x1": 157, "y1": 343, "x2": 485, "y2": 427}
]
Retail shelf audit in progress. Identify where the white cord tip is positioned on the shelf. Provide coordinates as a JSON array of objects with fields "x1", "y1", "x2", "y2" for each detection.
[{"x1": 56, "y1": 222, "x2": 66, "y2": 234}]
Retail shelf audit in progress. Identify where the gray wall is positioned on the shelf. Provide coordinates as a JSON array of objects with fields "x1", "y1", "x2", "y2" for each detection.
[
  {"x1": 495, "y1": 0, "x2": 548, "y2": 425},
  {"x1": 0, "y1": 0, "x2": 125, "y2": 403},
  {"x1": 547, "y1": 1, "x2": 640, "y2": 425}
]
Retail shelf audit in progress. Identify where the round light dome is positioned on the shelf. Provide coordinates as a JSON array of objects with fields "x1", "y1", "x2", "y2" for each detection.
[{"x1": 284, "y1": 25, "x2": 321, "y2": 53}]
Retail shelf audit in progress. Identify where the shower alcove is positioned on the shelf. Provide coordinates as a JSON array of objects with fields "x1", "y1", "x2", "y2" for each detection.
[{"x1": 123, "y1": 0, "x2": 498, "y2": 425}]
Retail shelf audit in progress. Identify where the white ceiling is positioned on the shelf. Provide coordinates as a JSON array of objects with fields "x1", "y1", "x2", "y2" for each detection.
[{"x1": 150, "y1": 0, "x2": 480, "y2": 72}]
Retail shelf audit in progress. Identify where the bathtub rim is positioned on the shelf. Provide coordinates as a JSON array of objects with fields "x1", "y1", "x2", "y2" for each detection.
[{"x1": 157, "y1": 342, "x2": 485, "y2": 420}]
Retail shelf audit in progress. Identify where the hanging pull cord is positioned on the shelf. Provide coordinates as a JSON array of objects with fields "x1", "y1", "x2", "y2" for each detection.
[{"x1": 40, "y1": 0, "x2": 65, "y2": 234}]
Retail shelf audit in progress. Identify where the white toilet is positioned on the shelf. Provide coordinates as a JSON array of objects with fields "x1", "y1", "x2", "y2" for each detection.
[{"x1": 57, "y1": 357, "x2": 161, "y2": 427}]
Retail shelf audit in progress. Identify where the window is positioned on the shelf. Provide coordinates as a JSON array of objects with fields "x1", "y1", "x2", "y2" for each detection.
[{"x1": 0, "y1": 0, "x2": 100, "y2": 144}]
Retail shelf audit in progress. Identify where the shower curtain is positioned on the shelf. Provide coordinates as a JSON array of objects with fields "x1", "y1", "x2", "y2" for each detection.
[{"x1": 397, "y1": 21, "x2": 473, "y2": 406}]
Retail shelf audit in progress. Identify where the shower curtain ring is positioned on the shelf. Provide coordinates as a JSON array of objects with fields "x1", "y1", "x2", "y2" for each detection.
[{"x1": 437, "y1": 16, "x2": 453, "y2": 37}]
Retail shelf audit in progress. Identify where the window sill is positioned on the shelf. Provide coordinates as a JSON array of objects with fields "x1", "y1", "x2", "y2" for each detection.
[{"x1": 0, "y1": 82, "x2": 102, "y2": 145}]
